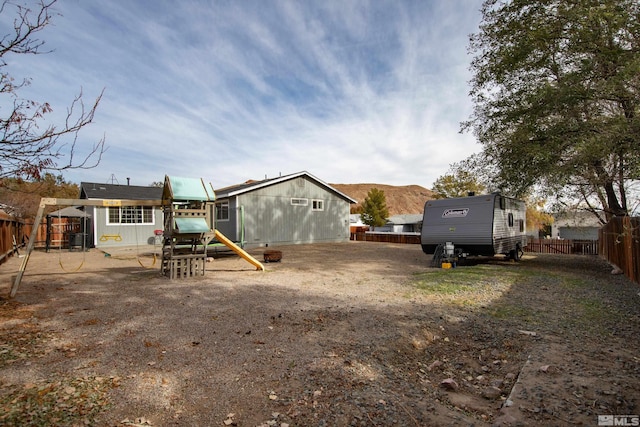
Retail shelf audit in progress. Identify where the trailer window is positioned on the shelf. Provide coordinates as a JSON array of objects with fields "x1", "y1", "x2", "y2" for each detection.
[
  {"x1": 508, "y1": 213, "x2": 514, "y2": 227},
  {"x1": 519, "y1": 219, "x2": 524, "y2": 232},
  {"x1": 499, "y1": 196, "x2": 506, "y2": 210}
]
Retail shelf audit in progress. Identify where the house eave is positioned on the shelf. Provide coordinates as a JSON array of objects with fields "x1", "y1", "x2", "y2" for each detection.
[{"x1": 216, "y1": 171, "x2": 357, "y2": 204}]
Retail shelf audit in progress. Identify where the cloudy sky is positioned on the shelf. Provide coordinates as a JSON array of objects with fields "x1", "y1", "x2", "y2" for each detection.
[{"x1": 4, "y1": 0, "x2": 484, "y2": 189}]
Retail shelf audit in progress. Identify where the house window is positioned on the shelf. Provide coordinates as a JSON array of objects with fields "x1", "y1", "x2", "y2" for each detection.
[
  {"x1": 216, "y1": 201, "x2": 229, "y2": 221},
  {"x1": 519, "y1": 219, "x2": 525, "y2": 232},
  {"x1": 291, "y1": 198, "x2": 308, "y2": 206},
  {"x1": 508, "y1": 212, "x2": 514, "y2": 227},
  {"x1": 312, "y1": 199, "x2": 324, "y2": 211},
  {"x1": 107, "y1": 206, "x2": 154, "y2": 224}
]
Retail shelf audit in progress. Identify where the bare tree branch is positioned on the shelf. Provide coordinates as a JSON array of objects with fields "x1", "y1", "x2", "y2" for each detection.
[{"x1": 0, "y1": 0, "x2": 106, "y2": 180}]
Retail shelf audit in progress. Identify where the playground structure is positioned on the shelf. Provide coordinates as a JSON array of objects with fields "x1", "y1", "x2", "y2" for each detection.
[
  {"x1": 160, "y1": 176, "x2": 265, "y2": 278},
  {"x1": 160, "y1": 176, "x2": 216, "y2": 279},
  {"x1": 9, "y1": 176, "x2": 264, "y2": 298}
]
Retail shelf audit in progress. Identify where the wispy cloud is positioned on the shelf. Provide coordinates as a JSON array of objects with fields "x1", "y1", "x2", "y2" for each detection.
[{"x1": 5, "y1": 0, "x2": 483, "y2": 188}]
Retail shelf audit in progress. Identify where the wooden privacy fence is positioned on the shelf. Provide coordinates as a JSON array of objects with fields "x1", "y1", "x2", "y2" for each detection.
[
  {"x1": 599, "y1": 216, "x2": 639, "y2": 285},
  {"x1": 351, "y1": 232, "x2": 602, "y2": 256},
  {"x1": 352, "y1": 231, "x2": 421, "y2": 244},
  {"x1": 524, "y1": 238, "x2": 598, "y2": 255},
  {"x1": 0, "y1": 211, "x2": 26, "y2": 264},
  {"x1": 0, "y1": 214, "x2": 52, "y2": 265},
  {"x1": 23, "y1": 221, "x2": 48, "y2": 249},
  {"x1": 45, "y1": 218, "x2": 79, "y2": 249}
]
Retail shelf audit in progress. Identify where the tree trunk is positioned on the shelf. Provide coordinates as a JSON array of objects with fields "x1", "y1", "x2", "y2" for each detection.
[{"x1": 603, "y1": 181, "x2": 627, "y2": 220}]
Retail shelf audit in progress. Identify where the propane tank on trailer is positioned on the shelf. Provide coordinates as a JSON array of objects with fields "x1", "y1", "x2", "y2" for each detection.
[{"x1": 444, "y1": 242, "x2": 455, "y2": 256}]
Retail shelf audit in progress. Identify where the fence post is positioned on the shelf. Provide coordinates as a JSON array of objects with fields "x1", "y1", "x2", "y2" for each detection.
[{"x1": 622, "y1": 216, "x2": 633, "y2": 282}]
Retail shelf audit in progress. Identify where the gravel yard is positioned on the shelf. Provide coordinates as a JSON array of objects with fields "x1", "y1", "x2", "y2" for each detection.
[{"x1": 1, "y1": 241, "x2": 639, "y2": 426}]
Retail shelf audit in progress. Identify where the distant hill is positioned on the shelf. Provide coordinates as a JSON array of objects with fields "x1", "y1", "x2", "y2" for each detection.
[{"x1": 331, "y1": 183, "x2": 434, "y2": 216}]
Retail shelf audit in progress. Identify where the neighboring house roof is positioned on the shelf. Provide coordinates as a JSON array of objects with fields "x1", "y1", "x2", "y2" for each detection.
[
  {"x1": 386, "y1": 214, "x2": 423, "y2": 225},
  {"x1": 215, "y1": 171, "x2": 357, "y2": 204},
  {"x1": 79, "y1": 182, "x2": 163, "y2": 200},
  {"x1": 350, "y1": 214, "x2": 366, "y2": 225}
]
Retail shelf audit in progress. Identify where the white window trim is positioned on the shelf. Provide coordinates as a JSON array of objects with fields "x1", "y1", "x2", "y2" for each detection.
[
  {"x1": 216, "y1": 201, "x2": 230, "y2": 222},
  {"x1": 312, "y1": 199, "x2": 324, "y2": 211},
  {"x1": 106, "y1": 206, "x2": 155, "y2": 225}
]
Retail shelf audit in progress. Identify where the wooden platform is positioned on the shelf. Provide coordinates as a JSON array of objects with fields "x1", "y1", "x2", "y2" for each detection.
[{"x1": 162, "y1": 254, "x2": 206, "y2": 279}]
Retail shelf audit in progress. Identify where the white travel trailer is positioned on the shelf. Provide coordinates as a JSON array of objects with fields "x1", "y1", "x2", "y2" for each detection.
[{"x1": 421, "y1": 193, "x2": 527, "y2": 262}]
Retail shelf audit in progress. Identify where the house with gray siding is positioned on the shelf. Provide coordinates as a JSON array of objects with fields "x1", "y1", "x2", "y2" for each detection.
[
  {"x1": 213, "y1": 171, "x2": 356, "y2": 247},
  {"x1": 79, "y1": 182, "x2": 163, "y2": 248}
]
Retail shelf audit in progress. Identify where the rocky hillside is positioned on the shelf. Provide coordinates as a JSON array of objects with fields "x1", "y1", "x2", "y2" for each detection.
[{"x1": 331, "y1": 183, "x2": 434, "y2": 216}]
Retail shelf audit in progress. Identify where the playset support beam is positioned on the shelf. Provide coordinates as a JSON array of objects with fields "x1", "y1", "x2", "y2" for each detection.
[{"x1": 10, "y1": 197, "x2": 162, "y2": 298}]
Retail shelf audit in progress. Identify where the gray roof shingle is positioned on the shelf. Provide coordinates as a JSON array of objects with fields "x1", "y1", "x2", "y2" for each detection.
[{"x1": 79, "y1": 182, "x2": 162, "y2": 200}]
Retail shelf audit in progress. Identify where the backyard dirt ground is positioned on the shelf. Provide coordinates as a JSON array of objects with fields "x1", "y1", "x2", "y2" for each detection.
[{"x1": 0, "y1": 241, "x2": 639, "y2": 426}]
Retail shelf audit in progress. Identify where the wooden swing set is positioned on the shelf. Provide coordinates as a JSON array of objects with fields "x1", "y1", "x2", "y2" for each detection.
[
  {"x1": 10, "y1": 175, "x2": 264, "y2": 298},
  {"x1": 9, "y1": 197, "x2": 162, "y2": 298}
]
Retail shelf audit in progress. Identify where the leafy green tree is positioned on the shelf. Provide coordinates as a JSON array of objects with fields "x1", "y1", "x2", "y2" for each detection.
[
  {"x1": 463, "y1": 0, "x2": 640, "y2": 220},
  {"x1": 432, "y1": 169, "x2": 486, "y2": 199},
  {"x1": 0, "y1": 0, "x2": 105, "y2": 180},
  {"x1": 360, "y1": 188, "x2": 389, "y2": 230}
]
